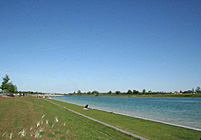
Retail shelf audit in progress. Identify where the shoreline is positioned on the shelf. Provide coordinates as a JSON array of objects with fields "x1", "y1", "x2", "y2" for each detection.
[
  {"x1": 47, "y1": 99, "x2": 148, "y2": 140},
  {"x1": 65, "y1": 93, "x2": 201, "y2": 98},
  {"x1": 53, "y1": 98, "x2": 201, "y2": 132}
]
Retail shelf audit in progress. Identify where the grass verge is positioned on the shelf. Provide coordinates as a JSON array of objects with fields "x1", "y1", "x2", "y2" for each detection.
[
  {"x1": 51, "y1": 99, "x2": 201, "y2": 140},
  {"x1": 0, "y1": 96, "x2": 138, "y2": 140}
]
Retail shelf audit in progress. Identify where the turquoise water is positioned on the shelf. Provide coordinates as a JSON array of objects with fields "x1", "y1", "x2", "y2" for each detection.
[{"x1": 55, "y1": 96, "x2": 201, "y2": 130}]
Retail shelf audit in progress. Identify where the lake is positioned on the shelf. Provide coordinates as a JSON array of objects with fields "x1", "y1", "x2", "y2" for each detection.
[{"x1": 55, "y1": 96, "x2": 201, "y2": 130}]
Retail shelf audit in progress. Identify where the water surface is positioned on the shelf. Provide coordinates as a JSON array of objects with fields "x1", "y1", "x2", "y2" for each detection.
[{"x1": 55, "y1": 96, "x2": 201, "y2": 130}]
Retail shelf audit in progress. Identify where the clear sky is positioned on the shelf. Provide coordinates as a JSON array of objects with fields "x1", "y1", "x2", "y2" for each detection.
[{"x1": 0, "y1": 0, "x2": 201, "y2": 93}]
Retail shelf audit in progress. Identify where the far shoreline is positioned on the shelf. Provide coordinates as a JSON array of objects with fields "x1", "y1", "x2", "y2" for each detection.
[{"x1": 64, "y1": 93, "x2": 201, "y2": 98}]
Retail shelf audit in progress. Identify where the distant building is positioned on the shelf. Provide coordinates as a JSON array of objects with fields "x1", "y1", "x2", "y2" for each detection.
[{"x1": 174, "y1": 92, "x2": 182, "y2": 94}]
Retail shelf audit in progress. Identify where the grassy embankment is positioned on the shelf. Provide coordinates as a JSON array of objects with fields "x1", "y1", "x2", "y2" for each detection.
[
  {"x1": 0, "y1": 96, "x2": 137, "y2": 140},
  {"x1": 51, "y1": 99, "x2": 201, "y2": 140}
]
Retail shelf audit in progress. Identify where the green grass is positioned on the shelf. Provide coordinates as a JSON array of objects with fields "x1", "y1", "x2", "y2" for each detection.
[
  {"x1": 47, "y1": 133, "x2": 55, "y2": 137},
  {"x1": 14, "y1": 119, "x2": 18, "y2": 128},
  {"x1": 51, "y1": 99, "x2": 201, "y2": 140},
  {"x1": 55, "y1": 131, "x2": 61, "y2": 134},
  {"x1": 0, "y1": 96, "x2": 138, "y2": 140},
  {"x1": 60, "y1": 136, "x2": 66, "y2": 139}
]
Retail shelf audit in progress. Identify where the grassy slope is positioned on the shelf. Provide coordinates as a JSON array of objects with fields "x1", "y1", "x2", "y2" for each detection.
[
  {"x1": 51, "y1": 99, "x2": 201, "y2": 140},
  {"x1": 0, "y1": 96, "x2": 138, "y2": 140}
]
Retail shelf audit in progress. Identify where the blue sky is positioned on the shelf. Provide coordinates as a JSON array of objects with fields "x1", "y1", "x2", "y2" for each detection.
[{"x1": 0, "y1": 0, "x2": 201, "y2": 93}]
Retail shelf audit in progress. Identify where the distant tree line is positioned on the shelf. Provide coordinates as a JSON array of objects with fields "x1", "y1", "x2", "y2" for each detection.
[
  {"x1": 1, "y1": 74, "x2": 200, "y2": 96},
  {"x1": 181, "y1": 87, "x2": 201, "y2": 94},
  {"x1": 17, "y1": 87, "x2": 200, "y2": 96},
  {"x1": 8, "y1": 86, "x2": 199, "y2": 96},
  {"x1": 69, "y1": 87, "x2": 201, "y2": 96}
]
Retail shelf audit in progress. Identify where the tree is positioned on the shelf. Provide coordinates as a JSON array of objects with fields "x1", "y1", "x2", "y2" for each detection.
[
  {"x1": 92, "y1": 91, "x2": 99, "y2": 96},
  {"x1": 0, "y1": 74, "x2": 17, "y2": 94},
  {"x1": 77, "y1": 90, "x2": 82, "y2": 95},
  {"x1": 196, "y1": 87, "x2": 200, "y2": 93},
  {"x1": 115, "y1": 91, "x2": 120, "y2": 94},
  {"x1": 108, "y1": 91, "x2": 112, "y2": 94},
  {"x1": 127, "y1": 90, "x2": 132, "y2": 94},
  {"x1": 133, "y1": 90, "x2": 139, "y2": 94},
  {"x1": 87, "y1": 91, "x2": 91, "y2": 95},
  {"x1": 92, "y1": 90, "x2": 99, "y2": 94},
  {"x1": 0, "y1": 74, "x2": 10, "y2": 90},
  {"x1": 142, "y1": 89, "x2": 146, "y2": 94},
  {"x1": 7, "y1": 82, "x2": 17, "y2": 93},
  {"x1": 192, "y1": 88, "x2": 195, "y2": 93}
]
